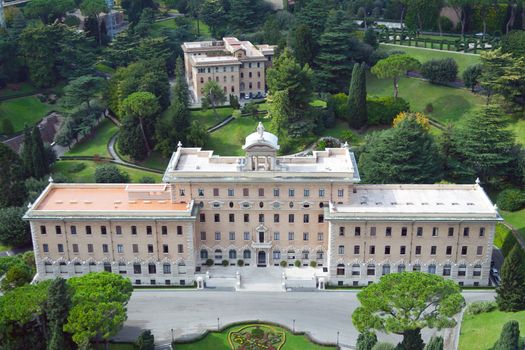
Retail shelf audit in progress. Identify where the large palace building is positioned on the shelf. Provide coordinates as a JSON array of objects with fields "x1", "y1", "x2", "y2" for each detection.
[
  {"x1": 182, "y1": 37, "x2": 275, "y2": 103},
  {"x1": 25, "y1": 124, "x2": 501, "y2": 287}
]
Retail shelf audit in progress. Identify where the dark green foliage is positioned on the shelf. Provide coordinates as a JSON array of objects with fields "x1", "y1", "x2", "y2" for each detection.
[
  {"x1": 496, "y1": 245, "x2": 525, "y2": 312},
  {"x1": 174, "y1": 56, "x2": 190, "y2": 108},
  {"x1": 138, "y1": 176, "x2": 155, "y2": 183},
  {"x1": 0, "y1": 143, "x2": 27, "y2": 209},
  {"x1": 421, "y1": 58, "x2": 458, "y2": 85},
  {"x1": 24, "y1": 0, "x2": 75, "y2": 24},
  {"x1": 371, "y1": 343, "x2": 395, "y2": 350},
  {"x1": 21, "y1": 127, "x2": 34, "y2": 177},
  {"x1": 425, "y1": 336, "x2": 443, "y2": 350},
  {"x1": 46, "y1": 278, "x2": 72, "y2": 350},
  {"x1": 121, "y1": 0, "x2": 156, "y2": 24},
  {"x1": 227, "y1": 0, "x2": 271, "y2": 32},
  {"x1": 462, "y1": 64, "x2": 483, "y2": 92},
  {"x1": 295, "y1": 0, "x2": 332, "y2": 39},
  {"x1": 0, "y1": 207, "x2": 31, "y2": 247},
  {"x1": 501, "y1": 30, "x2": 525, "y2": 57},
  {"x1": 356, "y1": 332, "x2": 378, "y2": 350},
  {"x1": 367, "y1": 96, "x2": 410, "y2": 125},
  {"x1": 135, "y1": 329, "x2": 155, "y2": 350},
  {"x1": 119, "y1": 117, "x2": 148, "y2": 160},
  {"x1": 186, "y1": 121, "x2": 209, "y2": 147},
  {"x1": 155, "y1": 99, "x2": 190, "y2": 157},
  {"x1": 493, "y1": 321, "x2": 520, "y2": 350},
  {"x1": 364, "y1": 29, "x2": 378, "y2": 49},
  {"x1": 94, "y1": 164, "x2": 130, "y2": 183},
  {"x1": 497, "y1": 189, "x2": 525, "y2": 211},
  {"x1": 229, "y1": 95, "x2": 240, "y2": 110},
  {"x1": 347, "y1": 63, "x2": 367, "y2": 128},
  {"x1": 291, "y1": 24, "x2": 316, "y2": 67},
  {"x1": 359, "y1": 118, "x2": 442, "y2": 184},
  {"x1": 1, "y1": 119, "x2": 15, "y2": 135},
  {"x1": 400, "y1": 329, "x2": 424, "y2": 350},
  {"x1": 31, "y1": 125, "x2": 49, "y2": 179},
  {"x1": 0, "y1": 262, "x2": 33, "y2": 292}
]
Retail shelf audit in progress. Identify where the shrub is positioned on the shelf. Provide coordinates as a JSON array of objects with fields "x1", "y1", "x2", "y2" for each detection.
[
  {"x1": 424, "y1": 103, "x2": 434, "y2": 113},
  {"x1": 493, "y1": 320, "x2": 520, "y2": 350},
  {"x1": 241, "y1": 102, "x2": 258, "y2": 117},
  {"x1": 310, "y1": 261, "x2": 317, "y2": 268},
  {"x1": 1, "y1": 119, "x2": 14, "y2": 135},
  {"x1": 94, "y1": 164, "x2": 130, "y2": 183},
  {"x1": 237, "y1": 259, "x2": 244, "y2": 267},
  {"x1": 464, "y1": 301, "x2": 497, "y2": 315},
  {"x1": 222, "y1": 260, "x2": 229, "y2": 267},
  {"x1": 357, "y1": 332, "x2": 377, "y2": 350},
  {"x1": 367, "y1": 96, "x2": 410, "y2": 125},
  {"x1": 393, "y1": 112, "x2": 430, "y2": 131},
  {"x1": 462, "y1": 64, "x2": 483, "y2": 92},
  {"x1": 332, "y1": 93, "x2": 349, "y2": 120},
  {"x1": 371, "y1": 342, "x2": 395, "y2": 350},
  {"x1": 340, "y1": 130, "x2": 357, "y2": 144},
  {"x1": 421, "y1": 58, "x2": 458, "y2": 84},
  {"x1": 294, "y1": 260, "x2": 301, "y2": 267},
  {"x1": 280, "y1": 260, "x2": 287, "y2": 268},
  {"x1": 251, "y1": 327, "x2": 264, "y2": 339},
  {"x1": 438, "y1": 16, "x2": 453, "y2": 32},
  {"x1": 135, "y1": 329, "x2": 154, "y2": 350},
  {"x1": 205, "y1": 259, "x2": 214, "y2": 266},
  {"x1": 497, "y1": 189, "x2": 524, "y2": 211},
  {"x1": 229, "y1": 94, "x2": 240, "y2": 109},
  {"x1": 138, "y1": 176, "x2": 155, "y2": 183},
  {"x1": 68, "y1": 162, "x2": 87, "y2": 173}
]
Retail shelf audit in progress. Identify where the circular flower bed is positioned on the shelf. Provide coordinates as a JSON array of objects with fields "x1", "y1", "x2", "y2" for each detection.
[{"x1": 228, "y1": 324, "x2": 286, "y2": 350}]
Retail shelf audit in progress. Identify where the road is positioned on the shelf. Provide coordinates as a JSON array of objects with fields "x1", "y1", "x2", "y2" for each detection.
[{"x1": 113, "y1": 289, "x2": 495, "y2": 348}]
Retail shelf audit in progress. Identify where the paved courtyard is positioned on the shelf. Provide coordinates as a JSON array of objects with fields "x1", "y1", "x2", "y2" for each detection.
[{"x1": 113, "y1": 289, "x2": 495, "y2": 348}]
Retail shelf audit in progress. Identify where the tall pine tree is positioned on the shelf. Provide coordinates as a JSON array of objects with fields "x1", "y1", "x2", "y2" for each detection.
[
  {"x1": 31, "y1": 125, "x2": 48, "y2": 179},
  {"x1": 0, "y1": 143, "x2": 27, "y2": 208},
  {"x1": 46, "y1": 278, "x2": 72, "y2": 350},
  {"x1": 347, "y1": 62, "x2": 367, "y2": 129},
  {"x1": 173, "y1": 56, "x2": 190, "y2": 108},
  {"x1": 496, "y1": 245, "x2": 525, "y2": 312},
  {"x1": 21, "y1": 126, "x2": 34, "y2": 177},
  {"x1": 292, "y1": 24, "x2": 316, "y2": 68}
]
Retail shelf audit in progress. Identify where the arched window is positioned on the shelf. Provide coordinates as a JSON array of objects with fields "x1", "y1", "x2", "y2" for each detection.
[
  {"x1": 88, "y1": 261, "x2": 97, "y2": 272},
  {"x1": 412, "y1": 264, "x2": 421, "y2": 272},
  {"x1": 351, "y1": 264, "x2": 360, "y2": 276},
  {"x1": 428, "y1": 264, "x2": 437, "y2": 274},
  {"x1": 337, "y1": 263, "x2": 345, "y2": 276},
  {"x1": 316, "y1": 250, "x2": 323, "y2": 260},
  {"x1": 473, "y1": 264, "x2": 482, "y2": 277},
  {"x1": 200, "y1": 249, "x2": 208, "y2": 259},
  {"x1": 59, "y1": 262, "x2": 68, "y2": 273},
  {"x1": 397, "y1": 264, "x2": 406, "y2": 273},
  {"x1": 73, "y1": 262, "x2": 82, "y2": 274},
  {"x1": 287, "y1": 250, "x2": 295, "y2": 259},
  {"x1": 214, "y1": 249, "x2": 222, "y2": 260},
  {"x1": 163, "y1": 263, "x2": 171, "y2": 274},
  {"x1": 273, "y1": 250, "x2": 281, "y2": 260},
  {"x1": 458, "y1": 264, "x2": 467, "y2": 277},
  {"x1": 231, "y1": 86, "x2": 235, "y2": 93},
  {"x1": 148, "y1": 263, "x2": 156, "y2": 274},
  {"x1": 443, "y1": 264, "x2": 451, "y2": 276},
  {"x1": 367, "y1": 264, "x2": 375, "y2": 276},
  {"x1": 44, "y1": 262, "x2": 53, "y2": 273},
  {"x1": 382, "y1": 264, "x2": 390, "y2": 275},
  {"x1": 103, "y1": 262, "x2": 111, "y2": 272},
  {"x1": 243, "y1": 249, "x2": 251, "y2": 259},
  {"x1": 229, "y1": 249, "x2": 237, "y2": 259},
  {"x1": 178, "y1": 261, "x2": 187, "y2": 274},
  {"x1": 223, "y1": 86, "x2": 227, "y2": 93},
  {"x1": 302, "y1": 250, "x2": 309, "y2": 259}
]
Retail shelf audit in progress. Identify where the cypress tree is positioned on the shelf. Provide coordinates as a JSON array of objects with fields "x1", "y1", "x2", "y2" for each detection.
[
  {"x1": 347, "y1": 62, "x2": 367, "y2": 129},
  {"x1": 425, "y1": 336, "x2": 444, "y2": 350},
  {"x1": 496, "y1": 245, "x2": 525, "y2": 312},
  {"x1": 46, "y1": 278, "x2": 71, "y2": 350},
  {"x1": 174, "y1": 56, "x2": 190, "y2": 109},
  {"x1": 493, "y1": 320, "x2": 520, "y2": 350},
  {"x1": 21, "y1": 126, "x2": 34, "y2": 177},
  {"x1": 31, "y1": 125, "x2": 48, "y2": 179},
  {"x1": 0, "y1": 143, "x2": 27, "y2": 208}
]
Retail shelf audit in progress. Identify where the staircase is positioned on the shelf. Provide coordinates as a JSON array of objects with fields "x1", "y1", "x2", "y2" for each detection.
[{"x1": 238, "y1": 266, "x2": 285, "y2": 292}]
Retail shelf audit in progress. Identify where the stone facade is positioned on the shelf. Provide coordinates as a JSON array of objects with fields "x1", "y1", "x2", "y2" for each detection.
[{"x1": 25, "y1": 124, "x2": 501, "y2": 287}]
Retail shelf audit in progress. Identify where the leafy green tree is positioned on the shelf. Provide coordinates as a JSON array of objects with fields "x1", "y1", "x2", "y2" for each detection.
[
  {"x1": 462, "y1": 64, "x2": 482, "y2": 92},
  {"x1": 46, "y1": 278, "x2": 72, "y2": 350},
  {"x1": 201, "y1": 80, "x2": 226, "y2": 117},
  {"x1": 121, "y1": 0, "x2": 156, "y2": 24},
  {"x1": 24, "y1": 0, "x2": 75, "y2": 24},
  {"x1": 447, "y1": 0, "x2": 476, "y2": 38},
  {"x1": 31, "y1": 125, "x2": 49, "y2": 179},
  {"x1": 501, "y1": 30, "x2": 525, "y2": 57},
  {"x1": 21, "y1": 126, "x2": 34, "y2": 177},
  {"x1": 186, "y1": 120, "x2": 209, "y2": 147},
  {"x1": 347, "y1": 62, "x2": 367, "y2": 128},
  {"x1": 118, "y1": 117, "x2": 148, "y2": 160},
  {"x1": 62, "y1": 76, "x2": 106, "y2": 114},
  {"x1": 0, "y1": 263, "x2": 33, "y2": 291},
  {"x1": 1, "y1": 119, "x2": 14, "y2": 135},
  {"x1": 425, "y1": 336, "x2": 444, "y2": 350},
  {"x1": 497, "y1": 189, "x2": 524, "y2": 212},
  {"x1": 122, "y1": 91, "x2": 160, "y2": 153},
  {"x1": 480, "y1": 49, "x2": 515, "y2": 104},
  {"x1": 364, "y1": 29, "x2": 378, "y2": 49},
  {"x1": 291, "y1": 24, "x2": 316, "y2": 67},
  {"x1": 95, "y1": 164, "x2": 130, "y2": 183},
  {"x1": 80, "y1": 0, "x2": 108, "y2": 46},
  {"x1": 296, "y1": 0, "x2": 332, "y2": 39},
  {"x1": 421, "y1": 58, "x2": 458, "y2": 84},
  {"x1": 314, "y1": 10, "x2": 364, "y2": 93},
  {"x1": 404, "y1": 0, "x2": 443, "y2": 31},
  {"x1": 359, "y1": 118, "x2": 442, "y2": 183},
  {"x1": 0, "y1": 207, "x2": 30, "y2": 247},
  {"x1": 135, "y1": 329, "x2": 155, "y2": 350},
  {"x1": 155, "y1": 99, "x2": 190, "y2": 157},
  {"x1": 493, "y1": 320, "x2": 520, "y2": 350},
  {"x1": 371, "y1": 54, "x2": 421, "y2": 98},
  {"x1": 0, "y1": 143, "x2": 27, "y2": 208},
  {"x1": 352, "y1": 272, "x2": 464, "y2": 348},
  {"x1": 227, "y1": 0, "x2": 269, "y2": 32},
  {"x1": 200, "y1": 0, "x2": 225, "y2": 37},
  {"x1": 356, "y1": 332, "x2": 377, "y2": 350},
  {"x1": 496, "y1": 245, "x2": 525, "y2": 312}
]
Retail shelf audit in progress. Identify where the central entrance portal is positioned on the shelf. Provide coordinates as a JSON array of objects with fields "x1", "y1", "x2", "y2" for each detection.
[{"x1": 257, "y1": 251, "x2": 266, "y2": 267}]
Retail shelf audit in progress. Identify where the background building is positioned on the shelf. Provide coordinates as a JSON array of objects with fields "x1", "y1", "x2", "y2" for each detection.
[{"x1": 25, "y1": 124, "x2": 500, "y2": 287}]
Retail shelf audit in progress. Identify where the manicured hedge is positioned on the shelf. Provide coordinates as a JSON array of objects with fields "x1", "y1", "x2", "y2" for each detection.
[{"x1": 367, "y1": 96, "x2": 410, "y2": 125}]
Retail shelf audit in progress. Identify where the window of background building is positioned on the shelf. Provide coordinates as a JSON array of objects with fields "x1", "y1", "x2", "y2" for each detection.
[
  {"x1": 288, "y1": 232, "x2": 294, "y2": 240},
  {"x1": 338, "y1": 245, "x2": 344, "y2": 255},
  {"x1": 215, "y1": 232, "x2": 221, "y2": 240},
  {"x1": 133, "y1": 244, "x2": 139, "y2": 253},
  {"x1": 163, "y1": 244, "x2": 169, "y2": 253},
  {"x1": 274, "y1": 232, "x2": 280, "y2": 240},
  {"x1": 354, "y1": 245, "x2": 360, "y2": 254},
  {"x1": 200, "y1": 231, "x2": 206, "y2": 240},
  {"x1": 147, "y1": 244, "x2": 153, "y2": 253},
  {"x1": 369, "y1": 245, "x2": 375, "y2": 254},
  {"x1": 446, "y1": 245, "x2": 452, "y2": 255},
  {"x1": 416, "y1": 227, "x2": 423, "y2": 236},
  {"x1": 229, "y1": 232, "x2": 235, "y2": 240},
  {"x1": 415, "y1": 246, "x2": 421, "y2": 255},
  {"x1": 318, "y1": 232, "x2": 323, "y2": 241},
  {"x1": 70, "y1": 225, "x2": 77, "y2": 235}
]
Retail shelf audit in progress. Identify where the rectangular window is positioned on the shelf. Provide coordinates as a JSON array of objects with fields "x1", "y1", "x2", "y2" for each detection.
[
  {"x1": 229, "y1": 213, "x2": 235, "y2": 223},
  {"x1": 163, "y1": 244, "x2": 169, "y2": 253},
  {"x1": 288, "y1": 232, "x2": 294, "y2": 241},
  {"x1": 384, "y1": 245, "x2": 391, "y2": 255},
  {"x1": 477, "y1": 246, "x2": 483, "y2": 255},
  {"x1": 58, "y1": 244, "x2": 64, "y2": 253},
  {"x1": 146, "y1": 226, "x2": 152, "y2": 235},
  {"x1": 338, "y1": 245, "x2": 345, "y2": 255},
  {"x1": 43, "y1": 244, "x2": 49, "y2": 252},
  {"x1": 86, "y1": 226, "x2": 92, "y2": 235},
  {"x1": 463, "y1": 227, "x2": 470, "y2": 237},
  {"x1": 479, "y1": 228, "x2": 485, "y2": 237},
  {"x1": 179, "y1": 189, "x2": 185, "y2": 196},
  {"x1": 40, "y1": 225, "x2": 47, "y2": 235},
  {"x1": 244, "y1": 232, "x2": 250, "y2": 240},
  {"x1": 87, "y1": 244, "x2": 93, "y2": 253},
  {"x1": 134, "y1": 264, "x2": 142, "y2": 274},
  {"x1": 258, "y1": 188, "x2": 264, "y2": 197},
  {"x1": 401, "y1": 227, "x2": 407, "y2": 236},
  {"x1": 133, "y1": 244, "x2": 139, "y2": 253},
  {"x1": 117, "y1": 244, "x2": 124, "y2": 253},
  {"x1": 370, "y1": 227, "x2": 376, "y2": 236},
  {"x1": 274, "y1": 214, "x2": 280, "y2": 223},
  {"x1": 178, "y1": 244, "x2": 184, "y2": 253},
  {"x1": 147, "y1": 244, "x2": 153, "y2": 253},
  {"x1": 339, "y1": 227, "x2": 345, "y2": 236},
  {"x1": 431, "y1": 246, "x2": 437, "y2": 255},
  {"x1": 369, "y1": 245, "x2": 375, "y2": 254},
  {"x1": 303, "y1": 232, "x2": 309, "y2": 241},
  {"x1": 304, "y1": 189, "x2": 310, "y2": 197},
  {"x1": 353, "y1": 227, "x2": 360, "y2": 236},
  {"x1": 229, "y1": 232, "x2": 235, "y2": 240},
  {"x1": 303, "y1": 214, "x2": 309, "y2": 223},
  {"x1": 102, "y1": 244, "x2": 109, "y2": 253},
  {"x1": 446, "y1": 246, "x2": 452, "y2": 255},
  {"x1": 214, "y1": 214, "x2": 220, "y2": 222},
  {"x1": 200, "y1": 213, "x2": 206, "y2": 222},
  {"x1": 131, "y1": 226, "x2": 137, "y2": 235},
  {"x1": 319, "y1": 188, "x2": 325, "y2": 197},
  {"x1": 215, "y1": 232, "x2": 221, "y2": 240},
  {"x1": 213, "y1": 188, "x2": 219, "y2": 196},
  {"x1": 228, "y1": 188, "x2": 234, "y2": 196},
  {"x1": 72, "y1": 244, "x2": 79, "y2": 253},
  {"x1": 337, "y1": 189, "x2": 344, "y2": 197},
  {"x1": 55, "y1": 226, "x2": 62, "y2": 234},
  {"x1": 200, "y1": 231, "x2": 206, "y2": 240},
  {"x1": 273, "y1": 188, "x2": 280, "y2": 197},
  {"x1": 318, "y1": 232, "x2": 323, "y2": 241},
  {"x1": 198, "y1": 188, "x2": 204, "y2": 196},
  {"x1": 318, "y1": 214, "x2": 324, "y2": 223},
  {"x1": 116, "y1": 226, "x2": 122, "y2": 235},
  {"x1": 163, "y1": 264, "x2": 171, "y2": 274},
  {"x1": 243, "y1": 188, "x2": 249, "y2": 197},
  {"x1": 161, "y1": 226, "x2": 168, "y2": 235},
  {"x1": 400, "y1": 245, "x2": 406, "y2": 255},
  {"x1": 274, "y1": 232, "x2": 280, "y2": 240},
  {"x1": 417, "y1": 227, "x2": 423, "y2": 236},
  {"x1": 288, "y1": 214, "x2": 294, "y2": 223},
  {"x1": 386, "y1": 227, "x2": 392, "y2": 236},
  {"x1": 101, "y1": 226, "x2": 107, "y2": 235},
  {"x1": 461, "y1": 246, "x2": 468, "y2": 255},
  {"x1": 354, "y1": 245, "x2": 360, "y2": 254},
  {"x1": 244, "y1": 214, "x2": 249, "y2": 223},
  {"x1": 432, "y1": 227, "x2": 438, "y2": 237},
  {"x1": 415, "y1": 246, "x2": 422, "y2": 255},
  {"x1": 259, "y1": 214, "x2": 264, "y2": 223},
  {"x1": 70, "y1": 225, "x2": 77, "y2": 235},
  {"x1": 288, "y1": 189, "x2": 295, "y2": 197}
]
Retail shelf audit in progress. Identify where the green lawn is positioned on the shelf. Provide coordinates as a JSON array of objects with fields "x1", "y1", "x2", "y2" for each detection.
[
  {"x1": 0, "y1": 96, "x2": 57, "y2": 133},
  {"x1": 153, "y1": 18, "x2": 211, "y2": 38},
  {"x1": 0, "y1": 83, "x2": 39, "y2": 98},
  {"x1": 207, "y1": 116, "x2": 261, "y2": 155},
  {"x1": 0, "y1": 244, "x2": 11, "y2": 253},
  {"x1": 120, "y1": 150, "x2": 170, "y2": 172},
  {"x1": 380, "y1": 44, "x2": 480, "y2": 74},
  {"x1": 52, "y1": 160, "x2": 163, "y2": 183},
  {"x1": 175, "y1": 324, "x2": 336, "y2": 350},
  {"x1": 189, "y1": 107, "x2": 233, "y2": 130},
  {"x1": 108, "y1": 343, "x2": 134, "y2": 350},
  {"x1": 501, "y1": 208, "x2": 525, "y2": 241},
  {"x1": 367, "y1": 75, "x2": 485, "y2": 125},
  {"x1": 65, "y1": 119, "x2": 118, "y2": 157},
  {"x1": 459, "y1": 310, "x2": 525, "y2": 350}
]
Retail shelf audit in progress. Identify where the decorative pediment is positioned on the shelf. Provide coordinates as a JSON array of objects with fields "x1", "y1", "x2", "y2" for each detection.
[{"x1": 256, "y1": 224, "x2": 268, "y2": 232}]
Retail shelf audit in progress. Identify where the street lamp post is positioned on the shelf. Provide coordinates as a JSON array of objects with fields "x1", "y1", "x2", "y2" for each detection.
[
  {"x1": 337, "y1": 331, "x2": 339, "y2": 346},
  {"x1": 171, "y1": 328, "x2": 174, "y2": 342},
  {"x1": 217, "y1": 317, "x2": 220, "y2": 331},
  {"x1": 292, "y1": 319, "x2": 295, "y2": 333}
]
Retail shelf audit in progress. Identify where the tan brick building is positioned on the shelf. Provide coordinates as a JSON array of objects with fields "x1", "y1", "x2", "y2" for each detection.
[
  {"x1": 25, "y1": 123, "x2": 500, "y2": 287},
  {"x1": 182, "y1": 37, "x2": 275, "y2": 103}
]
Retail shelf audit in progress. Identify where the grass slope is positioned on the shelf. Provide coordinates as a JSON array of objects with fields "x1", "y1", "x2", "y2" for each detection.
[
  {"x1": 52, "y1": 160, "x2": 162, "y2": 183},
  {"x1": 65, "y1": 119, "x2": 118, "y2": 157},
  {"x1": 459, "y1": 310, "x2": 525, "y2": 350},
  {"x1": 207, "y1": 116, "x2": 261, "y2": 155},
  {"x1": 0, "y1": 83, "x2": 39, "y2": 98},
  {"x1": 501, "y1": 208, "x2": 525, "y2": 241},
  {"x1": 152, "y1": 18, "x2": 211, "y2": 38},
  {"x1": 0, "y1": 96, "x2": 56, "y2": 133},
  {"x1": 189, "y1": 107, "x2": 233, "y2": 130}
]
